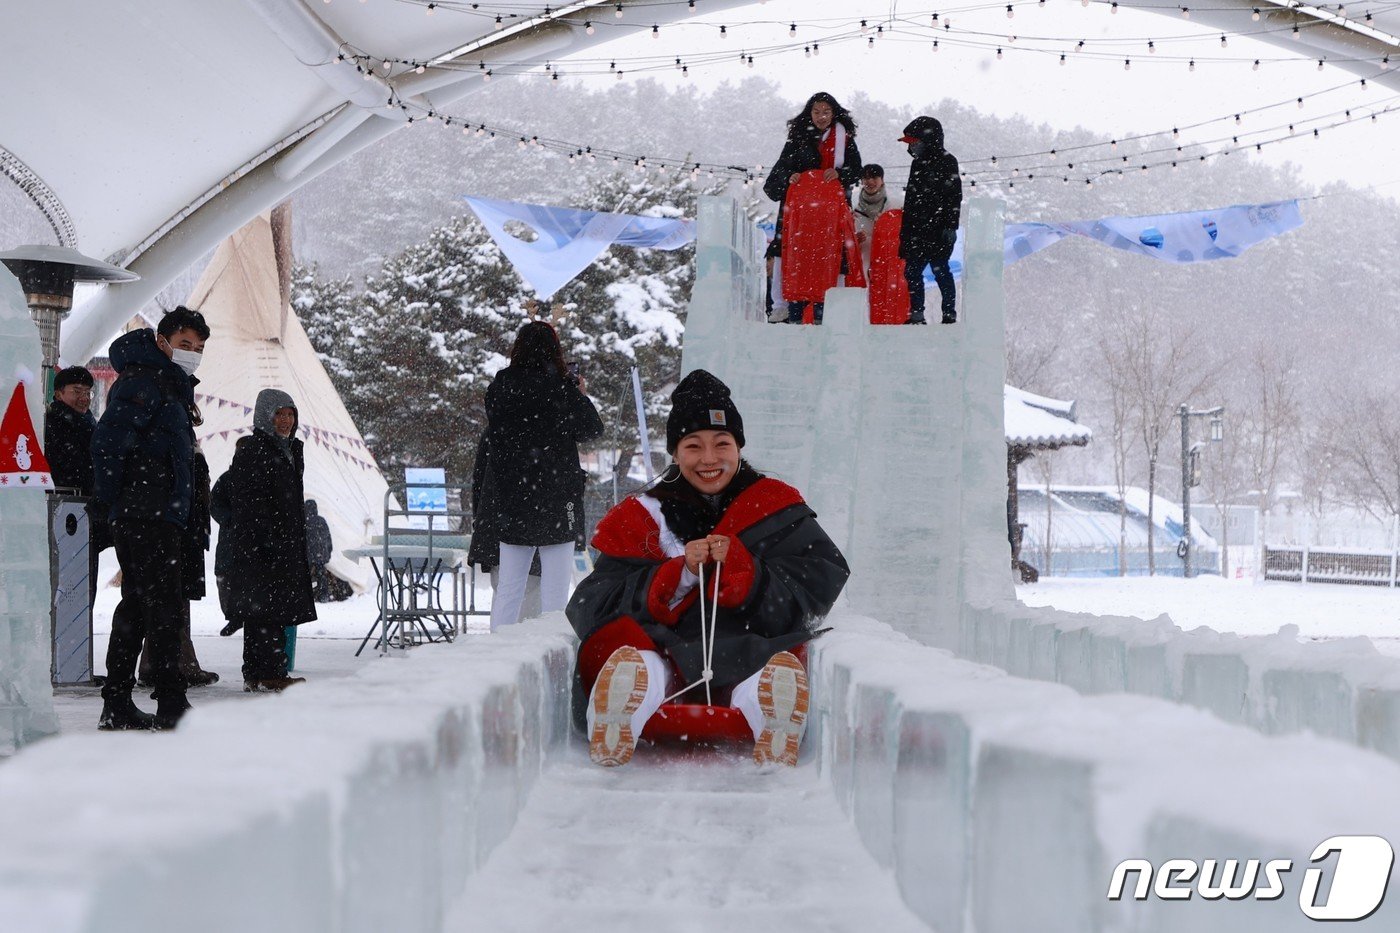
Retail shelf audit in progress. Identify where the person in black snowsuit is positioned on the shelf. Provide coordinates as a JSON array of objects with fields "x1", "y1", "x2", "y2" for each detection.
[
  {"x1": 763, "y1": 92, "x2": 863, "y2": 325},
  {"x1": 304, "y1": 499, "x2": 333, "y2": 602},
  {"x1": 90, "y1": 325, "x2": 199, "y2": 730},
  {"x1": 45, "y1": 366, "x2": 110, "y2": 605},
  {"x1": 898, "y1": 115, "x2": 962, "y2": 325},
  {"x1": 480, "y1": 321, "x2": 603, "y2": 631},
  {"x1": 567, "y1": 370, "x2": 850, "y2": 768},
  {"x1": 222, "y1": 388, "x2": 318, "y2": 691}
]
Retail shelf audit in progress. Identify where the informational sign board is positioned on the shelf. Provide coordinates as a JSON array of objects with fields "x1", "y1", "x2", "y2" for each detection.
[{"x1": 404, "y1": 467, "x2": 447, "y2": 531}]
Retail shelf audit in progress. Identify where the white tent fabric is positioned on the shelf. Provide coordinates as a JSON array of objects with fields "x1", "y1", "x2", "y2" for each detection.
[{"x1": 186, "y1": 212, "x2": 387, "y2": 591}]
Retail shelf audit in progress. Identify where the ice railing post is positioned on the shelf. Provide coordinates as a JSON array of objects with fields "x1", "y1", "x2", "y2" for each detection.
[
  {"x1": 0, "y1": 265, "x2": 59, "y2": 754},
  {"x1": 958, "y1": 198, "x2": 1016, "y2": 620},
  {"x1": 681, "y1": 195, "x2": 766, "y2": 377}
]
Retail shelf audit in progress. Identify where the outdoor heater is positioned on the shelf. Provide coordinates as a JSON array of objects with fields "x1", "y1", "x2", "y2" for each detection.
[{"x1": 0, "y1": 245, "x2": 139, "y2": 399}]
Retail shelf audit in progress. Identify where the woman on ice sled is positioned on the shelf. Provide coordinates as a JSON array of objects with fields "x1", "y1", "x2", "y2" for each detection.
[{"x1": 566, "y1": 370, "x2": 849, "y2": 767}]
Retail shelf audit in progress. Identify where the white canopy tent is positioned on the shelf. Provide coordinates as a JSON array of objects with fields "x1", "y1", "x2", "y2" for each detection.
[
  {"x1": 0, "y1": 1, "x2": 1393, "y2": 365},
  {"x1": 187, "y1": 210, "x2": 387, "y2": 591}
]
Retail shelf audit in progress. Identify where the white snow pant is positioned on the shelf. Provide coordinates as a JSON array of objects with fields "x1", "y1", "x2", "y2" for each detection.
[
  {"x1": 584, "y1": 649, "x2": 770, "y2": 741},
  {"x1": 491, "y1": 541, "x2": 573, "y2": 631}
]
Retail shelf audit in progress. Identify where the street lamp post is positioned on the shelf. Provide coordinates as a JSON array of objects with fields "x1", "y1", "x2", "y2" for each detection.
[{"x1": 1179, "y1": 404, "x2": 1225, "y2": 578}]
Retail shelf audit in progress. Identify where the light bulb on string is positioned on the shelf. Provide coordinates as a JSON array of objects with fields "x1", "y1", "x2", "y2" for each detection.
[
  {"x1": 1006, "y1": 4, "x2": 1014, "y2": 18},
  {"x1": 615, "y1": 3, "x2": 623, "y2": 18},
  {"x1": 426, "y1": 2, "x2": 435, "y2": 14},
  {"x1": 1253, "y1": 59, "x2": 1260, "y2": 71},
  {"x1": 1189, "y1": 59, "x2": 1195, "y2": 71},
  {"x1": 860, "y1": 19, "x2": 868, "y2": 33},
  {"x1": 1123, "y1": 58, "x2": 1130, "y2": 70},
  {"x1": 1111, "y1": 1, "x2": 1118, "y2": 11},
  {"x1": 1292, "y1": 24, "x2": 1301, "y2": 38},
  {"x1": 812, "y1": 42, "x2": 820, "y2": 55},
  {"x1": 1148, "y1": 40, "x2": 1155, "y2": 53},
  {"x1": 997, "y1": 48, "x2": 1004, "y2": 60},
  {"x1": 1059, "y1": 53, "x2": 1066, "y2": 64},
  {"x1": 869, "y1": 37, "x2": 876, "y2": 49},
  {"x1": 789, "y1": 23, "x2": 796, "y2": 37},
  {"x1": 652, "y1": 25, "x2": 659, "y2": 39},
  {"x1": 382, "y1": 59, "x2": 391, "y2": 71},
  {"x1": 1318, "y1": 59, "x2": 1325, "y2": 70},
  {"x1": 1220, "y1": 35, "x2": 1227, "y2": 47},
  {"x1": 495, "y1": 15, "x2": 503, "y2": 29},
  {"x1": 1251, "y1": 7, "x2": 1260, "y2": 20},
  {"x1": 416, "y1": 62, "x2": 426, "y2": 74},
  {"x1": 804, "y1": 45, "x2": 811, "y2": 57},
  {"x1": 584, "y1": 21, "x2": 593, "y2": 35},
  {"x1": 484, "y1": 70, "x2": 492, "y2": 81},
  {"x1": 719, "y1": 25, "x2": 726, "y2": 38},
  {"x1": 1181, "y1": 7, "x2": 1189, "y2": 18},
  {"x1": 747, "y1": 55, "x2": 754, "y2": 68}
]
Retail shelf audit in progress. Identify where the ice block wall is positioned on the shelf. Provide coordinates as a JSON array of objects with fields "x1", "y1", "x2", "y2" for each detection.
[
  {"x1": 812, "y1": 616, "x2": 1400, "y2": 933},
  {"x1": 0, "y1": 621, "x2": 575, "y2": 933},
  {"x1": 0, "y1": 266, "x2": 58, "y2": 754},
  {"x1": 682, "y1": 195, "x2": 1015, "y2": 647}
]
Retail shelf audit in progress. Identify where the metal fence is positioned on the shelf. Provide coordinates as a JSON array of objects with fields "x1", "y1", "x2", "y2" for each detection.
[{"x1": 1263, "y1": 545, "x2": 1400, "y2": 586}]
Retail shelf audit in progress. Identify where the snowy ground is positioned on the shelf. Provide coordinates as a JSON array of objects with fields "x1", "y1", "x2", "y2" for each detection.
[
  {"x1": 444, "y1": 742, "x2": 928, "y2": 933},
  {"x1": 52, "y1": 550, "x2": 493, "y2": 734},
  {"x1": 1018, "y1": 574, "x2": 1400, "y2": 657}
]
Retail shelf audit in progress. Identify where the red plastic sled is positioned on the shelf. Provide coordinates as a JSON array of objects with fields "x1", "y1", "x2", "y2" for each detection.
[
  {"x1": 637, "y1": 645, "x2": 810, "y2": 746},
  {"x1": 780, "y1": 171, "x2": 867, "y2": 314},
  {"x1": 868, "y1": 209, "x2": 910, "y2": 325}
]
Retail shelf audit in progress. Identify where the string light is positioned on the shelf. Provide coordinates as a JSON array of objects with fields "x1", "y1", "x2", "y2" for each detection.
[
  {"x1": 615, "y1": 4, "x2": 623, "y2": 19},
  {"x1": 584, "y1": 21, "x2": 593, "y2": 35},
  {"x1": 495, "y1": 14, "x2": 503, "y2": 29},
  {"x1": 1006, "y1": 4, "x2": 1014, "y2": 18}
]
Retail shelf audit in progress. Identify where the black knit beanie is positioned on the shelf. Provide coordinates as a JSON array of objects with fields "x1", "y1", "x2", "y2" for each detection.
[{"x1": 665, "y1": 369, "x2": 745, "y2": 454}]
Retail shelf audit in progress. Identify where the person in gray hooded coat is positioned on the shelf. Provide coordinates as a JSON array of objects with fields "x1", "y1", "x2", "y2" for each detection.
[{"x1": 223, "y1": 388, "x2": 317, "y2": 690}]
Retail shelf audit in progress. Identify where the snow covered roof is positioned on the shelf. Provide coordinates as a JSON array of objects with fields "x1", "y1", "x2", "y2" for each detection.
[
  {"x1": 1005, "y1": 386, "x2": 1093, "y2": 451},
  {"x1": 3, "y1": 1, "x2": 1394, "y2": 363}
]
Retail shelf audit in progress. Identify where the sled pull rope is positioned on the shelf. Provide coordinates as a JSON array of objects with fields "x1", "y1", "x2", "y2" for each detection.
[{"x1": 659, "y1": 559, "x2": 723, "y2": 707}]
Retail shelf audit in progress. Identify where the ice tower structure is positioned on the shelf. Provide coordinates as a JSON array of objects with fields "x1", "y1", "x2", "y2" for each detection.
[{"x1": 682, "y1": 195, "x2": 1015, "y2": 647}]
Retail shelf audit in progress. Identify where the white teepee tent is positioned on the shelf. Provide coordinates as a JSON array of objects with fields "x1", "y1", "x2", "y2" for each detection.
[{"x1": 185, "y1": 208, "x2": 386, "y2": 591}]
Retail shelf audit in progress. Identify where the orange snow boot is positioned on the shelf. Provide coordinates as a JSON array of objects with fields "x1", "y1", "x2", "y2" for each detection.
[
  {"x1": 754, "y1": 651, "x2": 809, "y2": 767},
  {"x1": 588, "y1": 646, "x2": 650, "y2": 767}
]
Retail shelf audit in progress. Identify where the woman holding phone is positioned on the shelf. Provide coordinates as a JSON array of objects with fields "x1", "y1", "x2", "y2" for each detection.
[{"x1": 478, "y1": 321, "x2": 603, "y2": 630}]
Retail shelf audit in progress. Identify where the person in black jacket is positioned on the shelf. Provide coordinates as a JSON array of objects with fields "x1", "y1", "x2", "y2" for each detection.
[
  {"x1": 45, "y1": 365, "x2": 97, "y2": 494},
  {"x1": 135, "y1": 308, "x2": 219, "y2": 689},
  {"x1": 90, "y1": 323, "x2": 200, "y2": 730},
  {"x1": 304, "y1": 499, "x2": 333, "y2": 601},
  {"x1": 480, "y1": 321, "x2": 603, "y2": 631},
  {"x1": 223, "y1": 388, "x2": 317, "y2": 691},
  {"x1": 898, "y1": 116, "x2": 963, "y2": 325},
  {"x1": 45, "y1": 366, "x2": 110, "y2": 605},
  {"x1": 763, "y1": 92, "x2": 863, "y2": 325},
  {"x1": 566, "y1": 370, "x2": 850, "y2": 767}
]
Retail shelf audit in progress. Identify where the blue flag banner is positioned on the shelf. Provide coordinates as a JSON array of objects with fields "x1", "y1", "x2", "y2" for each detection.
[
  {"x1": 925, "y1": 199, "x2": 1303, "y2": 284},
  {"x1": 464, "y1": 196, "x2": 696, "y2": 299},
  {"x1": 1060, "y1": 200, "x2": 1304, "y2": 264}
]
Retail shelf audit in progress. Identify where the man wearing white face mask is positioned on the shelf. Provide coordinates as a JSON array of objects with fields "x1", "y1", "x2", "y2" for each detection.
[
  {"x1": 92, "y1": 306, "x2": 209, "y2": 730},
  {"x1": 139, "y1": 307, "x2": 220, "y2": 690}
]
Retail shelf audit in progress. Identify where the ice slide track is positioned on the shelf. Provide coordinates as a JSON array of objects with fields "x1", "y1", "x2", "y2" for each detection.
[{"x1": 444, "y1": 741, "x2": 928, "y2": 932}]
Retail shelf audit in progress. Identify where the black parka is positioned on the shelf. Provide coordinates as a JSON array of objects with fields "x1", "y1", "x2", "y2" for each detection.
[
  {"x1": 900, "y1": 135, "x2": 962, "y2": 261},
  {"x1": 91, "y1": 329, "x2": 196, "y2": 527},
  {"x1": 44, "y1": 400, "x2": 96, "y2": 494},
  {"x1": 480, "y1": 366, "x2": 603, "y2": 548},
  {"x1": 223, "y1": 425, "x2": 317, "y2": 627},
  {"x1": 762, "y1": 127, "x2": 863, "y2": 204},
  {"x1": 567, "y1": 476, "x2": 850, "y2": 690}
]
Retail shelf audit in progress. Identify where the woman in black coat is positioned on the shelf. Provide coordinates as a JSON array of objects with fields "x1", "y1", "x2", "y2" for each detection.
[
  {"x1": 566, "y1": 370, "x2": 849, "y2": 768},
  {"x1": 762, "y1": 92, "x2": 863, "y2": 325},
  {"x1": 480, "y1": 321, "x2": 603, "y2": 631},
  {"x1": 224, "y1": 388, "x2": 317, "y2": 691}
]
